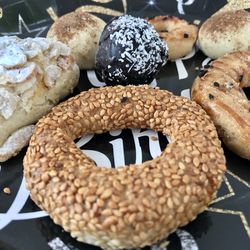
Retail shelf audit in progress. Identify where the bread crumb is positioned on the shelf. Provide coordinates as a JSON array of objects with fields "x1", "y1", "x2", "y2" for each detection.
[
  {"x1": 151, "y1": 136, "x2": 158, "y2": 141},
  {"x1": 159, "y1": 240, "x2": 169, "y2": 248},
  {"x1": 193, "y1": 19, "x2": 201, "y2": 25},
  {"x1": 3, "y1": 187, "x2": 11, "y2": 194}
]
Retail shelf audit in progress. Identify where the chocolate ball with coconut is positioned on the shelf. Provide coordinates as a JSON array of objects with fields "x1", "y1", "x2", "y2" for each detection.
[{"x1": 96, "y1": 15, "x2": 168, "y2": 86}]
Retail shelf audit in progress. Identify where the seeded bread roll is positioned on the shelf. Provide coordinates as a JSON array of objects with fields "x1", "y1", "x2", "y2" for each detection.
[
  {"x1": 148, "y1": 16, "x2": 198, "y2": 61},
  {"x1": 198, "y1": 10, "x2": 250, "y2": 59},
  {"x1": 47, "y1": 10, "x2": 106, "y2": 69},
  {"x1": 192, "y1": 51, "x2": 250, "y2": 159},
  {"x1": 0, "y1": 36, "x2": 79, "y2": 162},
  {"x1": 24, "y1": 85, "x2": 226, "y2": 250}
]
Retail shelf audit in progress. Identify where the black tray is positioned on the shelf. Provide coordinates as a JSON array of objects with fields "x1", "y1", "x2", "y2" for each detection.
[{"x1": 0, "y1": 1, "x2": 249, "y2": 250}]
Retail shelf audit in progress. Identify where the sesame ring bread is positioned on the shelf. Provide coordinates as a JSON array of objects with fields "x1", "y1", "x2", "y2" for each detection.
[
  {"x1": 0, "y1": 36, "x2": 79, "y2": 162},
  {"x1": 47, "y1": 10, "x2": 106, "y2": 69},
  {"x1": 24, "y1": 85, "x2": 226, "y2": 250},
  {"x1": 197, "y1": 10, "x2": 250, "y2": 59},
  {"x1": 192, "y1": 51, "x2": 250, "y2": 160},
  {"x1": 148, "y1": 16, "x2": 198, "y2": 61}
]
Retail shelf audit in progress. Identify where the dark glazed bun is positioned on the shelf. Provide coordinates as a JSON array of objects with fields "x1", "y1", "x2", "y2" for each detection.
[{"x1": 96, "y1": 15, "x2": 168, "y2": 86}]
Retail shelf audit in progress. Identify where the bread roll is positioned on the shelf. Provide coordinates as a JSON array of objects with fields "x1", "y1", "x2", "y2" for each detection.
[
  {"x1": 148, "y1": 16, "x2": 198, "y2": 61},
  {"x1": 198, "y1": 10, "x2": 250, "y2": 59},
  {"x1": 47, "y1": 10, "x2": 106, "y2": 69},
  {"x1": 192, "y1": 51, "x2": 250, "y2": 160},
  {"x1": 0, "y1": 36, "x2": 79, "y2": 162}
]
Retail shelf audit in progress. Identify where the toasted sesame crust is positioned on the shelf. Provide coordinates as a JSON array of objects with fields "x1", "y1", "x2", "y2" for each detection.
[
  {"x1": 24, "y1": 85, "x2": 226, "y2": 250},
  {"x1": 148, "y1": 16, "x2": 198, "y2": 60},
  {"x1": 192, "y1": 51, "x2": 250, "y2": 160}
]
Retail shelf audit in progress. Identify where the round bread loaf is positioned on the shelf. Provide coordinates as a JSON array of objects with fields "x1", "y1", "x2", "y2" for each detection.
[
  {"x1": 24, "y1": 85, "x2": 226, "y2": 250},
  {"x1": 47, "y1": 10, "x2": 106, "y2": 69},
  {"x1": 148, "y1": 16, "x2": 198, "y2": 61},
  {"x1": 198, "y1": 10, "x2": 250, "y2": 59},
  {"x1": 0, "y1": 36, "x2": 79, "y2": 162}
]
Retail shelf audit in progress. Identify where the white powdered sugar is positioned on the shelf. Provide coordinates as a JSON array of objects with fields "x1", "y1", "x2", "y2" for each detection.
[
  {"x1": 0, "y1": 43, "x2": 27, "y2": 68},
  {"x1": 0, "y1": 36, "x2": 72, "y2": 87},
  {"x1": 0, "y1": 36, "x2": 73, "y2": 120},
  {"x1": 44, "y1": 65, "x2": 62, "y2": 88},
  {"x1": 1, "y1": 62, "x2": 36, "y2": 84},
  {"x1": 0, "y1": 88, "x2": 19, "y2": 119}
]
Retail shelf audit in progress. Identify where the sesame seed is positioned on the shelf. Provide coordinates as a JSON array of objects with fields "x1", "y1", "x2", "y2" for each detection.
[
  {"x1": 23, "y1": 85, "x2": 226, "y2": 250},
  {"x1": 3, "y1": 187, "x2": 11, "y2": 194}
]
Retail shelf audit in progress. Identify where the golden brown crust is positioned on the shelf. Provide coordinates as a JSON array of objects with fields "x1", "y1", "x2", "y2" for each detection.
[
  {"x1": 192, "y1": 51, "x2": 250, "y2": 159},
  {"x1": 148, "y1": 16, "x2": 198, "y2": 60},
  {"x1": 24, "y1": 85, "x2": 226, "y2": 250}
]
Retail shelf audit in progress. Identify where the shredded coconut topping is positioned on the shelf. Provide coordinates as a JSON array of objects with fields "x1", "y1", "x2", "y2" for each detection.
[
  {"x1": 96, "y1": 15, "x2": 168, "y2": 85},
  {"x1": 108, "y1": 15, "x2": 168, "y2": 76}
]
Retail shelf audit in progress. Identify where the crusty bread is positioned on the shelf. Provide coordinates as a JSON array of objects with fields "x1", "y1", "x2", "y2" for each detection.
[
  {"x1": 24, "y1": 85, "x2": 226, "y2": 250},
  {"x1": 198, "y1": 10, "x2": 250, "y2": 59},
  {"x1": 0, "y1": 36, "x2": 79, "y2": 162},
  {"x1": 148, "y1": 16, "x2": 198, "y2": 60},
  {"x1": 47, "y1": 10, "x2": 106, "y2": 69},
  {"x1": 192, "y1": 51, "x2": 250, "y2": 160}
]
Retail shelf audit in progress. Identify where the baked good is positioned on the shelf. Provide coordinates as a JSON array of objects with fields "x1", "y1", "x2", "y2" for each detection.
[
  {"x1": 197, "y1": 10, "x2": 250, "y2": 59},
  {"x1": 24, "y1": 85, "x2": 226, "y2": 250},
  {"x1": 95, "y1": 15, "x2": 168, "y2": 86},
  {"x1": 47, "y1": 10, "x2": 106, "y2": 69},
  {"x1": 148, "y1": 15, "x2": 198, "y2": 61},
  {"x1": 192, "y1": 50, "x2": 250, "y2": 159},
  {"x1": 0, "y1": 125, "x2": 35, "y2": 161},
  {"x1": 0, "y1": 36, "x2": 79, "y2": 162}
]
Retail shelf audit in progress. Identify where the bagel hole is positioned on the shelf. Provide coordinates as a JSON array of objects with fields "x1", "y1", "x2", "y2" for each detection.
[{"x1": 75, "y1": 129, "x2": 169, "y2": 168}]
